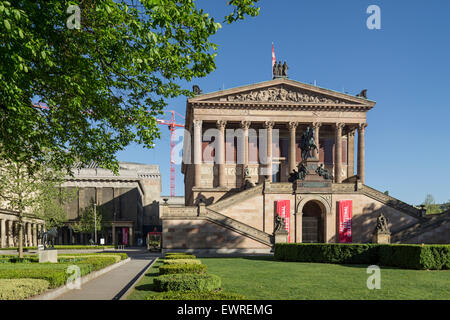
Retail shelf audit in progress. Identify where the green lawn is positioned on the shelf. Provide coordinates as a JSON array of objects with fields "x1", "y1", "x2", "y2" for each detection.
[{"x1": 128, "y1": 256, "x2": 450, "y2": 300}]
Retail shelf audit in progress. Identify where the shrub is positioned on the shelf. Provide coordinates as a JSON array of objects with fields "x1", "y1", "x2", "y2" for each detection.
[
  {"x1": 162, "y1": 259, "x2": 202, "y2": 265},
  {"x1": 379, "y1": 244, "x2": 450, "y2": 270},
  {"x1": 164, "y1": 254, "x2": 196, "y2": 260},
  {"x1": 274, "y1": 243, "x2": 380, "y2": 264},
  {"x1": 159, "y1": 263, "x2": 207, "y2": 275},
  {"x1": 0, "y1": 279, "x2": 50, "y2": 300},
  {"x1": 153, "y1": 273, "x2": 221, "y2": 292},
  {"x1": 148, "y1": 290, "x2": 246, "y2": 300},
  {"x1": 165, "y1": 252, "x2": 193, "y2": 256}
]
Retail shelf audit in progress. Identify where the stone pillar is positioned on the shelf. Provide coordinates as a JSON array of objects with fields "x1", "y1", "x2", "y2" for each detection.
[
  {"x1": 7, "y1": 220, "x2": 13, "y2": 247},
  {"x1": 335, "y1": 123, "x2": 345, "y2": 183},
  {"x1": 288, "y1": 122, "x2": 298, "y2": 174},
  {"x1": 312, "y1": 122, "x2": 322, "y2": 160},
  {"x1": 26, "y1": 222, "x2": 32, "y2": 247},
  {"x1": 347, "y1": 128, "x2": 356, "y2": 178},
  {"x1": 32, "y1": 224, "x2": 37, "y2": 247},
  {"x1": 112, "y1": 225, "x2": 116, "y2": 246},
  {"x1": 240, "y1": 121, "x2": 251, "y2": 185},
  {"x1": 264, "y1": 121, "x2": 275, "y2": 181},
  {"x1": 80, "y1": 233, "x2": 84, "y2": 245},
  {"x1": 12, "y1": 221, "x2": 18, "y2": 247},
  {"x1": 357, "y1": 123, "x2": 367, "y2": 184},
  {"x1": 216, "y1": 120, "x2": 227, "y2": 188},
  {"x1": 193, "y1": 119, "x2": 203, "y2": 188},
  {"x1": 129, "y1": 227, "x2": 133, "y2": 246},
  {"x1": 0, "y1": 219, "x2": 5, "y2": 248}
]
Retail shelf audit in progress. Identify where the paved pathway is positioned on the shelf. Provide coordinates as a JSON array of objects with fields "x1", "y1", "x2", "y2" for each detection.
[{"x1": 55, "y1": 249, "x2": 157, "y2": 300}]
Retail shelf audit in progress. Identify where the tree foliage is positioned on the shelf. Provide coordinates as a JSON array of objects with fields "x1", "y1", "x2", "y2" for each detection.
[
  {"x1": 0, "y1": 156, "x2": 74, "y2": 256},
  {"x1": 71, "y1": 199, "x2": 103, "y2": 235},
  {"x1": 0, "y1": 0, "x2": 259, "y2": 173}
]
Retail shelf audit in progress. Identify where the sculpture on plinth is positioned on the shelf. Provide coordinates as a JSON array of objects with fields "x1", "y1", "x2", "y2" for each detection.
[
  {"x1": 273, "y1": 61, "x2": 288, "y2": 78},
  {"x1": 372, "y1": 213, "x2": 391, "y2": 244},
  {"x1": 39, "y1": 228, "x2": 57, "y2": 250},
  {"x1": 299, "y1": 126, "x2": 318, "y2": 161}
]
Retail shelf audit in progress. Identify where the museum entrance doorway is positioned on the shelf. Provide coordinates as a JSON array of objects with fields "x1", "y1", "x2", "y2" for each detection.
[{"x1": 302, "y1": 200, "x2": 325, "y2": 243}]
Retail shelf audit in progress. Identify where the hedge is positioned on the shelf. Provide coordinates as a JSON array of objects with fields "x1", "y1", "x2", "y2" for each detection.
[
  {"x1": 163, "y1": 259, "x2": 202, "y2": 265},
  {"x1": 148, "y1": 290, "x2": 246, "y2": 300},
  {"x1": 153, "y1": 273, "x2": 221, "y2": 292},
  {"x1": 274, "y1": 243, "x2": 380, "y2": 264},
  {"x1": 0, "y1": 279, "x2": 50, "y2": 300},
  {"x1": 274, "y1": 243, "x2": 450, "y2": 270},
  {"x1": 0, "y1": 253, "x2": 126, "y2": 288},
  {"x1": 159, "y1": 263, "x2": 207, "y2": 275},
  {"x1": 164, "y1": 254, "x2": 196, "y2": 260},
  {"x1": 379, "y1": 244, "x2": 450, "y2": 270},
  {"x1": 1, "y1": 245, "x2": 114, "y2": 250},
  {"x1": 165, "y1": 252, "x2": 193, "y2": 256}
]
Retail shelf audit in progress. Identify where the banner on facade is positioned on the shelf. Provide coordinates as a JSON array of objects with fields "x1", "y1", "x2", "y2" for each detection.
[
  {"x1": 276, "y1": 200, "x2": 290, "y2": 242},
  {"x1": 122, "y1": 227, "x2": 128, "y2": 245},
  {"x1": 339, "y1": 200, "x2": 352, "y2": 243}
]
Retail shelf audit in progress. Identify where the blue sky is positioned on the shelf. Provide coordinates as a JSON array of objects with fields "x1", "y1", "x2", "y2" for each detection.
[{"x1": 117, "y1": 0, "x2": 450, "y2": 205}]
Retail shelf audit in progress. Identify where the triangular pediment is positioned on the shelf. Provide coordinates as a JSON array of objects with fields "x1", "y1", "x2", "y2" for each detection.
[{"x1": 189, "y1": 78, "x2": 375, "y2": 107}]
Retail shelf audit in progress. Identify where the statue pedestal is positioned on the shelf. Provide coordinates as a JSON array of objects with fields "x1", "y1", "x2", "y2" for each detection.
[
  {"x1": 294, "y1": 158, "x2": 332, "y2": 193},
  {"x1": 274, "y1": 230, "x2": 289, "y2": 244},
  {"x1": 39, "y1": 249, "x2": 58, "y2": 263},
  {"x1": 372, "y1": 232, "x2": 391, "y2": 244}
]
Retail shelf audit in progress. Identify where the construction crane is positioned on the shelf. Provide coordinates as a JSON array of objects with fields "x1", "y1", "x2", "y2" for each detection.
[{"x1": 156, "y1": 110, "x2": 185, "y2": 197}]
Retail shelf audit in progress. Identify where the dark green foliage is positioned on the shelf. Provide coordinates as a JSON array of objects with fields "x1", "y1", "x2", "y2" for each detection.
[
  {"x1": 274, "y1": 243, "x2": 379, "y2": 264},
  {"x1": 164, "y1": 254, "x2": 196, "y2": 260},
  {"x1": 148, "y1": 290, "x2": 246, "y2": 300},
  {"x1": 274, "y1": 243, "x2": 450, "y2": 270},
  {"x1": 153, "y1": 273, "x2": 221, "y2": 292},
  {"x1": 159, "y1": 263, "x2": 207, "y2": 275},
  {"x1": 379, "y1": 244, "x2": 450, "y2": 270}
]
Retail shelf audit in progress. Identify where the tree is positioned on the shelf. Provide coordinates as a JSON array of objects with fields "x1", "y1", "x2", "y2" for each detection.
[
  {"x1": 0, "y1": 156, "x2": 74, "y2": 257},
  {"x1": 71, "y1": 200, "x2": 104, "y2": 243},
  {"x1": 0, "y1": 0, "x2": 260, "y2": 174}
]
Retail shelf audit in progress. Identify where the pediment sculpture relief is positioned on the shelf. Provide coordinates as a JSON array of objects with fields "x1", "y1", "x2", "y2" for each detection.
[{"x1": 225, "y1": 87, "x2": 347, "y2": 104}]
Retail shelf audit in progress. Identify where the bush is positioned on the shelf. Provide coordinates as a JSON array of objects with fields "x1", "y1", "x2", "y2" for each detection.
[
  {"x1": 153, "y1": 273, "x2": 221, "y2": 292},
  {"x1": 165, "y1": 252, "x2": 193, "y2": 256},
  {"x1": 163, "y1": 259, "x2": 202, "y2": 265},
  {"x1": 164, "y1": 254, "x2": 196, "y2": 260},
  {"x1": 274, "y1": 243, "x2": 380, "y2": 264},
  {"x1": 274, "y1": 243, "x2": 450, "y2": 270},
  {"x1": 159, "y1": 263, "x2": 207, "y2": 275},
  {"x1": 379, "y1": 244, "x2": 450, "y2": 270},
  {"x1": 0, "y1": 279, "x2": 50, "y2": 300},
  {"x1": 148, "y1": 290, "x2": 246, "y2": 300}
]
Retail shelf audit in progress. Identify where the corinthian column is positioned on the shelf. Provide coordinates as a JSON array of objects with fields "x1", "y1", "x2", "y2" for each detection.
[
  {"x1": 193, "y1": 119, "x2": 202, "y2": 188},
  {"x1": 264, "y1": 121, "x2": 275, "y2": 181},
  {"x1": 240, "y1": 121, "x2": 251, "y2": 185},
  {"x1": 335, "y1": 123, "x2": 345, "y2": 183},
  {"x1": 357, "y1": 123, "x2": 367, "y2": 184},
  {"x1": 347, "y1": 128, "x2": 356, "y2": 178},
  {"x1": 0, "y1": 219, "x2": 5, "y2": 248},
  {"x1": 288, "y1": 122, "x2": 298, "y2": 174},
  {"x1": 312, "y1": 122, "x2": 322, "y2": 160},
  {"x1": 216, "y1": 120, "x2": 227, "y2": 188}
]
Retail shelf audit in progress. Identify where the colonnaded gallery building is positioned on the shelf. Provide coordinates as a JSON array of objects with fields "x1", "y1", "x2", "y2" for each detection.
[{"x1": 160, "y1": 75, "x2": 449, "y2": 253}]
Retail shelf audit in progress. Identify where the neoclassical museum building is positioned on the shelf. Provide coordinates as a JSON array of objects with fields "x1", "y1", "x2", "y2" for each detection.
[{"x1": 160, "y1": 76, "x2": 449, "y2": 253}]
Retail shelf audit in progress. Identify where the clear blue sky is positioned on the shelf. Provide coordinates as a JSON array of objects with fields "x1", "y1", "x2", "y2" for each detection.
[{"x1": 117, "y1": 0, "x2": 450, "y2": 205}]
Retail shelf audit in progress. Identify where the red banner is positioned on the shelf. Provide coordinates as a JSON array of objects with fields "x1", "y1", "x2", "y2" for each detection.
[
  {"x1": 339, "y1": 200, "x2": 352, "y2": 243},
  {"x1": 276, "y1": 200, "x2": 291, "y2": 242},
  {"x1": 122, "y1": 227, "x2": 129, "y2": 245}
]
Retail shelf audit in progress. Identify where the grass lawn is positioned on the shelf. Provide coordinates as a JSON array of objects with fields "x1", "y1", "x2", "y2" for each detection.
[{"x1": 128, "y1": 256, "x2": 450, "y2": 300}]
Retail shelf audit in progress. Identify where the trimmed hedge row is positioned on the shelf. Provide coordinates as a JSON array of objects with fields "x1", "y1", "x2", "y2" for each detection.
[
  {"x1": 153, "y1": 273, "x2": 221, "y2": 292},
  {"x1": 0, "y1": 253, "x2": 127, "y2": 288},
  {"x1": 274, "y1": 243, "x2": 450, "y2": 270},
  {"x1": 162, "y1": 259, "x2": 202, "y2": 265},
  {"x1": 164, "y1": 254, "x2": 196, "y2": 260},
  {"x1": 159, "y1": 263, "x2": 207, "y2": 275},
  {"x1": 0, "y1": 279, "x2": 50, "y2": 300},
  {"x1": 1, "y1": 245, "x2": 115, "y2": 250},
  {"x1": 148, "y1": 290, "x2": 246, "y2": 300}
]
